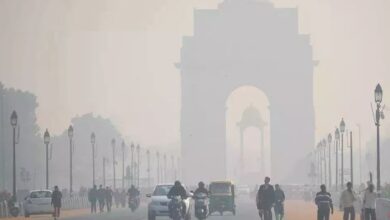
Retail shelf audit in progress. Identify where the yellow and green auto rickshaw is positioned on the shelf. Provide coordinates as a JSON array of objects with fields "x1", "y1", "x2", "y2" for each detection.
[{"x1": 208, "y1": 181, "x2": 236, "y2": 216}]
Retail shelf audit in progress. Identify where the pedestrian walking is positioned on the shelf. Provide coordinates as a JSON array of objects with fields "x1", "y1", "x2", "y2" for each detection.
[
  {"x1": 88, "y1": 185, "x2": 98, "y2": 213},
  {"x1": 340, "y1": 182, "x2": 357, "y2": 220},
  {"x1": 51, "y1": 186, "x2": 62, "y2": 219},
  {"x1": 256, "y1": 177, "x2": 275, "y2": 220},
  {"x1": 97, "y1": 185, "x2": 105, "y2": 212},
  {"x1": 274, "y1": 184, "x2": 285, "y2": 220},
  {"x1": 105, "y1": 186, "x2": 113, "y2": 212},
  {"x1": 363, "y1": 184, "x2": 377, "y2": 220},
  {"x1": 315, "y1": 185, "x2": 334, "y2": 220}
]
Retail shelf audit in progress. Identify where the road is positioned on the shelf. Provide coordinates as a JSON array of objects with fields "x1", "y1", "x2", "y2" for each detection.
[{"x1": 7, "y1": 197, "x2": 344, "y2": 220}]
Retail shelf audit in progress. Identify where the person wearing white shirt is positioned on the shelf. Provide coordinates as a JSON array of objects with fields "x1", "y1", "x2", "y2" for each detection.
[
  {"x1": 363, "y1": 184, "x2": 377, "y2": 220},
  {"x1": 340, "y1": 182, "x2": 357, "y2": 220}
]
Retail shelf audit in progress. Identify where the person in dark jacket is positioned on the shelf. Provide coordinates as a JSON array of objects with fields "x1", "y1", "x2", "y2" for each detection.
[
  {"x1": 274, "y1": 184, "x2": 285, "y2": 220},
  {"x1": 194, "y1": 182, "x2": 209, "y2": 196},
  {"x1": 97, "y1": 185, "x2": 105, "y2": 212},
  {"x1": 51, "y1": 186, "x2": 62, "y2": 219},
  {"x1": 128, "y1": 185, "x2": 141, "y2": 208},
  {"x1": 315, "y1": 184, "x2": 334, "y2": 220},
  {"x1": 167, "y1": 181, "x2": 188, "y2": 217},
  {"x1": 105, "y1": 187, "x2": 113, "y2": 212},
  {"x1": 257, "y1": 177, "x2": 275, "y2": 220},
  {"x1": 88, "y1": 185, "x2": 98, "y2": 213}
]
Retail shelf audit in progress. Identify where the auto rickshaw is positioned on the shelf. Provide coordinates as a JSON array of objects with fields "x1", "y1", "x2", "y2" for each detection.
[{"x1": 208, "y1": 181, "x2": 236, "y2": 216}]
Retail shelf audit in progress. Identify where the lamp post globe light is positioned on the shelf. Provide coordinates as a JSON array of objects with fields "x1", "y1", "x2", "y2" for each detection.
[
  {"x1": 374, "y1": 84, "x2": 383, "y2": 191},
  {"x1": 112, "y1": 138, "x2": 116, "y2": 190},
  {"x1": 340, "y1": 118, "x2": 346, "y2": 188},
  {"x1": 68, "y1": 125, "x2": 74, "y2": 196},
  {"x1": 44, "y1": 129, "x2": 50, "y2": 189},
  {"x1": 335, "y1": 128, "x2": 340, "y2": 191},
  {"x1": 10, "y1": 111, "x2": 17, "y2": 198},
  {"x1": 328, "y1": 133, "x2": 332, "y2": 189},
  {"x1": 91, "y1": 132, "x2": 96, "y2": 186}
]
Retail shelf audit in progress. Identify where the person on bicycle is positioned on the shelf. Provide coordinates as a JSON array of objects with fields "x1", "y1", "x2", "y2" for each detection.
[{"x1": 256, "y1": 177, "x2": 275, "y2": 220}]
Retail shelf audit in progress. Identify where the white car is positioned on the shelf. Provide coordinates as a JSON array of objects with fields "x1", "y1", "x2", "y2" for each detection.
[
  {"x1": 23, "y1": 190, "x2": 53, "y2": 217},
  {"x1": 147, "y1": 184, "x2": 192, "y2": 220}
]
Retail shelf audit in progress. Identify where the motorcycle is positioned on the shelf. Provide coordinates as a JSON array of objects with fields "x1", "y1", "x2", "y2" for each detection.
[
  {"x1": 8, "y1": 197, "x2": 20, "y2": 217},
  {"x1": 169, "y1": 196, "x2": 184, "y2": 220},
  {"x1": 128, "y1": 196, "x2": 140, "y2": 212},
  {"x1": 193, "y1": 193, "x2": 208, "y2": 220}
]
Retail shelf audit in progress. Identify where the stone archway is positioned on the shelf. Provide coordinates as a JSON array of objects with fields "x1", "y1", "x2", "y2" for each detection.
[
  {"x1": 237, "y1": 105, "x2": 267, "y2": 180},
  {"x1": 178, "y1": 0, "x2": 315, "y2": 183}
]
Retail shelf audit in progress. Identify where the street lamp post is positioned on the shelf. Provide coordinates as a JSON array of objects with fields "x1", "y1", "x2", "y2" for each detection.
[
  {"x1": 10, "y1": 111, "x2": 17, "y2": 198},
  {"x1": 317, "y1": 143, "x2": 322, "y2": 184},
  {"x1": 68, "y1": 125, "x2": 74, "y2": 196},
  {"x1": 374, "y1": 84, "x2": 383, "y2": 191},
  {"x1": 103, "y1": 157, "x2": 107, "y2": 187},
  {"x1": 340, "y1": 118, "x2": 346, "y2": 188},
  {"x1": 156, "y1": 152, "x2": 160, "y2": 184},
  {"x1": 121, "y1": 141, "x2": 125, "y2": 189},
  {"x1": 171, "y1": 155, "x2": 175, "y2": 181},
  {"x1": 350, "y1": 131, "x2": 353, "y2": 185},
  {"x1": 322, "y1": 139, "x2": 327, "y2": 187},
  {"x1": 335, "y1": 128, "x2": 340, "y2": 191},
  {"x1": 136, "y1": 144, "x2": 140, "y2": 188},
  {"x1": 146, "y1": 150, "x2": 151, "y2": 188},
  {"x1": 112, "y1": 139, "x2": 116, "y2": 190},
  {"x1": 328, "y1": 133, "x2": 332, "y2": 189},
  {"x1": 163, "y1": 154, "x2": 167, "y2": 183},
  {"x1": 130, "y1": 143, "x2": 135, "y2": 185},
  {"x1": 91, "y1": 132, "x2": 96, "y2": 186},
  {"x1": 44, "y1": 129, "x2": 50, "y2": 189}
]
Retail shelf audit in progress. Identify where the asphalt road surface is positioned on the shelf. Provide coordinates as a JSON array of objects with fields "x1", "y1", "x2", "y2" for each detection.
[{"x1": 57, "y1": 196, "x2": 343, "y2": 220}]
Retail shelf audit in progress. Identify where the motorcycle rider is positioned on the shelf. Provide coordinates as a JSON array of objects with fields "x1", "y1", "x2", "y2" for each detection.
[
  {"x1": 128, "y1": 185, "x2": 141, "y2": 208},
  {"x1": 194, "y1": 182, "x2": 209, "y2": 196},
  {"x1": 194, "y1": 181, "x2": 209, "y2": 217},
  {"x1": 167, "y1": 181, "x2": 188, "y2": 218}
]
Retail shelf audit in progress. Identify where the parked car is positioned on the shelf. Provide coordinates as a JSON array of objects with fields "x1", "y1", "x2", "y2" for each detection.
[
  {"x1": 23, "y1": 190, "x2": 53, "y2": 217},
  {"x1": 147, "y1": 184, "x2": 192, "y2": 220}
]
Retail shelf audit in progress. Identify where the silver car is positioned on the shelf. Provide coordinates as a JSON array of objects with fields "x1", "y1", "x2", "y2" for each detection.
[
  {"x1": 147, "y1": 184, "x2": 192, "y2": 220},
  {"x1": 23, "y1": 190, "x2": 53, "y2": 217}
]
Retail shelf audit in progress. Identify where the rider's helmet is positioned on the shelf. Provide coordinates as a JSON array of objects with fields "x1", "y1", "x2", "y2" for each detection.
[
  {"x1": 198, "y1": 181, "x2": 205, "y2": 188},
  {"x1": 174, "y1": 181, "x2": 181, "y2": 187}
]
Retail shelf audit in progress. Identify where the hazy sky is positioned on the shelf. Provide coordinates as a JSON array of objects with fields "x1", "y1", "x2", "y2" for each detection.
[{"x1": 0, "y1": 0, "x2": 389, "y2": 149}]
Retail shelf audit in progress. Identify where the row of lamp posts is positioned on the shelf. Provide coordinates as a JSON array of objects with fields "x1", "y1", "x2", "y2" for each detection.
[{"x1": 314, "y1": 84, "x2": 384, "y2": 192}]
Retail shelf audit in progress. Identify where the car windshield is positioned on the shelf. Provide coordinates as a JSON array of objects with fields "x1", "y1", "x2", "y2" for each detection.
[
  {"x1": 30, "y1": 191, "x2": 52, "y2": 198},
  {"x1": 153, "y1": 185, "x2": 173, "y2": 196},
  {"x1": 210, "y1": 183, "x2": 231, "y2": 194}
]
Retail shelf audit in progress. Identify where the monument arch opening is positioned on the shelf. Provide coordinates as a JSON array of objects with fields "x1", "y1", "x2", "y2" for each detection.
[{"x1": 226, "y1": 86, "x2": 271, "y2": 185}]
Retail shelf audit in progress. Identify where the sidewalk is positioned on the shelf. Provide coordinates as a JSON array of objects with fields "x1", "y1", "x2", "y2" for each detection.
[
  {"x1": 3, "y1": 209, "x2": 89, "y2": 220},
  {"x1": 286, "y1": 200, "x2": 344, "y2": 220}
]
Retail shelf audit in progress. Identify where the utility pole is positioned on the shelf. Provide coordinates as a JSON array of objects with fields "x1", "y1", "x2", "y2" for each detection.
[{"x1": 350, "y1": 131, "x2": 353, "y2": 185}]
